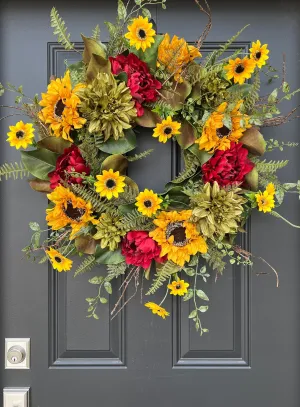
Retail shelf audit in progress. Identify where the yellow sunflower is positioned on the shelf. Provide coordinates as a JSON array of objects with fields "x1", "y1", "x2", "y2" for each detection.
[
  {"x1": 153, "y1": 116, "x2": 181, "y2": 143},
  {"x1": 149, "y1": 210, "x2": 207, "y2": 267},
  {"x1": 157, "y1": 33, "x2": 201, "y2": 82},
  {"x1": 7, "y1": 121, "x2": 35, "y2": 149},
  {"x1": 224, "y1": 57, "x2": 256, "y2": 85},
  {"x1": 255, "y1": 190, "x2": 275, "y2": 213},
  {"x1": 125, "y1": 16, "x2": 155, "y2": 51},
  {"x1": 196, "y1": 100, "x2": 251, "y2": 152},
  {"x1": 135, "y1": 189, "x2": 162, "y2": 217},
  {"x1": 168, "y1": 279, "x2": 189, "y2": 296},
  {"x1": 144, "y1": 302, "x2": 170, "y2": 319},
  {"x1": 47, "y1": 247, "x2": 73, "y2": 272},
  {"x1": 250, "y1": 40, "x2": 269, "y2": 68},
  {"x1": 46, "y1": 185, "x2": 97, "y2": 239},
  {"x1": 39, "y1": 70, "x2": 86, "y2": 142},
  {"x1": 95, "y1": 169, "x2": 126, "y2": 200}
]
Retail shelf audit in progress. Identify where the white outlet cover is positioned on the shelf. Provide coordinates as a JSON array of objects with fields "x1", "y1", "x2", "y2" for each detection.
[
  {"x1": 5, "y1": 338, "x2": 30, "y2": 369},
  {"x1": 3, "y1": 387, "x2": 30, "y2": 407}
]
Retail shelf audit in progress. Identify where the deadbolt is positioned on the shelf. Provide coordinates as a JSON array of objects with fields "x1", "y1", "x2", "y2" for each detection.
[{"x1": 7, "y1": 345, "x2": 26, "y2": 364}]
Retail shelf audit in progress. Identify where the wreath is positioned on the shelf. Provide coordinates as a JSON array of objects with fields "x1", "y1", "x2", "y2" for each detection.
[{"x1": 1, "y1": 0, "x2": 300, "y2": 334}]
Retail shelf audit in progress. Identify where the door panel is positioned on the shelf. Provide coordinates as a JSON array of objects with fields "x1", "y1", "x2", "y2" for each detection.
[{"x1": 1, "y1": 0, "x2": 300, "y2": 406}]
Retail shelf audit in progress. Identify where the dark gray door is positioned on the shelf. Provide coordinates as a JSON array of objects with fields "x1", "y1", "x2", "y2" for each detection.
[{"x1": 1, "y1": 0, "x2": 300, "y2": 406}]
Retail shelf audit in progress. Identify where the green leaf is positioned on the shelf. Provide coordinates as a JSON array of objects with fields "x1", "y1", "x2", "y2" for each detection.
[
  {"x1": 86, "y1": 54, "x2": 111, "y2": 83},
  {"x1": 21, "y1": 148, "x2": 59, "y2": 181},
  {"x1": 188, "y1": 310, "x2": 197, "y2": 319},
  {"x1": 37, "y1": 136, "x2": 71, "y2": 154},
  {"x1": 188, "y1": 143, "x2": 211, "y2": 165},
  {"x1": 101, "y1": 154, "x2": 128, "y2": 174},
  {"x1": 183, "y1": 289, "x2": 194, "y2": 301},
  {"x1": 199, "y1": 305, "x2": 208, "y2": 312},
  {"x1": 98, "y1": 129, "x2": 136, "y2": 154},
  {"x1": 268, "y1": 88, "x2": 278, "y2": 103},
  {"x1": 240, "y1": 127, "x2": 266, "y2": 156},
  {"x1": 29, "y1": 222, "x2": 40, "y2": 231},
  {"x1": 93, "y1": 313, "x2": 99, "y2": 319},
  {"x1": 104, "y1": 281, "x2": 112, "y2": 294},
  {"x1": 95, "y1": 246, "x2": 125, "y2": 265},
  {"x1": 141, "y1": 8, "x2": 151, "y2": 18},
  {"x1": 117, "y1": 0, "x2": 127, "y2": 20},
  {"x1": 89, "y1": 276, "x2": 104, "y2": 284},
  {"x1": 100, "y1": 297, "x2": 108, "y2": 304},
  {"x1": 135, "y1": 108, "x2": 161, "y2": 128},
  {"x1": 133, "y1": 34, "x2": 164, "y2": 71},
  {"x1": 183, "y1": 267, "x2": 196, "y2": 276},
  {"x1": 196, "y1": 289, "x2": 209, "y2": 301},
  {"x1": 81, "y1": 34, "x2": 106, "y2": 64},
  {"x1": 161, "y1": 81, "x2": 192, "y2": 111},
  {"x1": 0, "y1": 83, "x2": 4, "y2": 96},
  {"x1": 282, "y1": 82, "x2": 290, "y2": 93},
  {"x1": 227, "y1": 83, "x2": 253, "y2": 96}
]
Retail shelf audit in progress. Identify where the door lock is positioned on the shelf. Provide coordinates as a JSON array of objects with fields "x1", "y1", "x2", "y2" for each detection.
[{"x1": 5, "y1": 339, "x2": 30, "y2": 369}]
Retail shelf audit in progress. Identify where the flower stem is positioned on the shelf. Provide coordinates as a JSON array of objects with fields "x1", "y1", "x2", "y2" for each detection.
[{"x1": 271, "y1": 210, "x2": 300, "y2": 228}]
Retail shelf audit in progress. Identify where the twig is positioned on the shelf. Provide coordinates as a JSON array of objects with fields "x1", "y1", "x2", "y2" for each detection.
[{"x1": 194, "y1": 0, "x2": 212, "y2": 50}]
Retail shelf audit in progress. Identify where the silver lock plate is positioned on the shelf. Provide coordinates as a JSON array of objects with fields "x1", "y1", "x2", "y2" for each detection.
[
  {"x1": 5, "y1": 339, "x2": 30, "y2": 369},
  {"x1": 3, "y1": 387, "x2": 30, "y2": 407}
]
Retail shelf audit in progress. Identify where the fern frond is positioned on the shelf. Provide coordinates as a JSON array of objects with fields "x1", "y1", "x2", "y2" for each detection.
[
  {"x1": 244, "y1": 69, "x2": 260, "y2": 111},
  {"x1": 146, "y1": 261, "x2": 180, "y2": 295},
  {"x1": 113, "y1": 185, "x2": 139, "y2": 205},
  {"x1": 91, "y1": 24, "x2": 101, "y2": 41},
  {"x1": 74, "y1": 255, "x2": 96, "y2": 277},
  {"x1": 172, "y1": 151, "x2": 200, "y2": 184},
  {"x1": 205, "y1": 25, "x2": 249, "y2": 67},
  {"x1": 50, "y1": 7, "x2": 74, "y2": 50},
  {"x1": 0, "y1": 161, "x2": 29, "y2": 181},
  {"x1": 70, "y1": 184, "x2": 116, "y2": 214},
  {"x1": 121, "y1": 209, "x2": 154, "y2": 231},
  {"x1": 105, "y1": 262, "x2": 127, "y2": 282},
  {"x1": 127, "y1": 149, "x2": 153, "y2": 162},
  {"x1": 255, "y1": 159, "x2": 289, "y2": 174},
  {"x1": 94, "y1": 133, "x2": 104, "y2": 148}
]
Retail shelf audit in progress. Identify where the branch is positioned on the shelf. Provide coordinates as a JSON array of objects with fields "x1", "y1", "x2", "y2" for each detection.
[{"x1": 195, "y1": 0, "x2": 212, "y2": 50}]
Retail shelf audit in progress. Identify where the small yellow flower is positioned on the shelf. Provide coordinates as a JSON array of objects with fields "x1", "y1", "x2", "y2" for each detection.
[
  {"x1": 153, "y1": 116, "x2": 181, "y2": 143},
  {"x1": 47, "y1": 247, "x2": 73, "y2": 272},
  {"x1": 125, "y1": 16, "x2": 156, "y2": 52},
  {"x1": 167, "y1": 279, "x2": 189, "y2": 296},
  {"x1": 266, "y1": 182, "x2": 275, "y2": 196},
  {"x1": 95, "y1": 169, "x2": 126, "y2": 200},
  {"x1": 255, "y1": 190, "x2": 275, "y2": 213},
  {"x1": 145, "y1": 302, "x2": 170, "y2": 319},
  {"x1": 135, "y1": 189, "x2": 162, "y2": 217},
  {"x1": 224, "y1": 57, "x2": 256, "y2": 85},
  {"x1": 7, "y1": 121, "x2": 35, "y2": 149},
  {"x1": 250, "y1": 40, "x2": 269, "y2": 68}
]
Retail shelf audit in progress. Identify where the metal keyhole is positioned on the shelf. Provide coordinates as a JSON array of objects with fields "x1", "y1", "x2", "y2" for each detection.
[{"x1": 7, "y1": 345, "x2": 26, "y2": 365}]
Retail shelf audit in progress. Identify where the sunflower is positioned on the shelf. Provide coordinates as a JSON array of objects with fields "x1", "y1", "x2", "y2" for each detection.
[
  {"x1": 250, "y1": 40, "x2": 269, "y2": 68},
  {"x1": 47, "y1": 247, "x2": 73, "y2": 272},
  {"x1": 125, "y1": 16, "x2": 156, "y2": 51},
  {"x1": 46, "y1": 185, "x2": 97, "y2": 239},
  {"x1": 255, "y1": 190, "x2": 275, "y2": 213},
  {"x1": 157, "y1": 33, "x2": 201, "y2": 82},
  {"x1": 95, "y1": 169, "x2": 126, "y2": 200},
  {"x1": 39, "y1": 70, "x2": 86, "y2": 142},
  {"x1": 196, "y1": 100, "x2": 251, "y2": 152},
  {"x1": 149, "y1": 210, "x2": 207, "y2": 267},
  {"x1": 144, "y1": 302, "x2": 170, "y2": 319},
  {"x1": 135, "y1": 189, "x2": 162, "y2": 217},
  {"x1": 153, "y1": 116, "x2": 181, "y2": 143},
  {"x1": 224, "y1": 57, "x2": 256, "y2": 85},
  {"x1": 7, "y1": 121, "x2": 35, "y2": 149},
  {"x1": 168, "y1": 279, "x2": 189, "y2": 296}
]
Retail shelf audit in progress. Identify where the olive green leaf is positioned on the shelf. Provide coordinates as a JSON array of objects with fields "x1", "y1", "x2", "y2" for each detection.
[
  {"x1": 132, "y1": 34, "x2": 164, "y2": 71},
  {"x1": 95, "y1": 246, "x2": 125, "y2": 265},
  {"x1": 75, "y1": 235, "x2": 98, "y2": 255},
  {"x1": 188, "y1": 143, "x2": 211, "y2": 165},
  {"x1": 161, "y1": 81, "x2": 192, "y2": 111},
  {"x1": 135, "y1": 108, "x2": 161, "y2": 128},
  {"x1": 37, "y1": 136, "x2": 71, "y2": 154},
  {"x1": 101, "y1": 154, "x2": 128, "y2": 174},
  {"x1": 21, "y1": 149, "x2": 59, "y2": 181},
  {"x1": 28, "y1": 178, "x2": 52, "y2": 193},
  {"x1": 176, "y1": 120, "x2": 196, "y2": 149},
  {"x1": 240, "y1": 127, "x2": 266, "y2": 156},
  {"x1": 244, "y1": 167, "x2": 259, "y2": 191},
  {"x1": 82, "y1": 34, "x2": 106, "y2": 64},
  {"x1": 86, "y1": 54, "x2": 111, "y2": 83},
  {"x1": 98, "y1": 129, "x2": 136, "y2": 154}
]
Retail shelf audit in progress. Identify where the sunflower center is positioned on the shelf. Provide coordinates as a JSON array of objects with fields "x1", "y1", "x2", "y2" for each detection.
[
  {"x1": 255, "y1": 51, "x2": 261, "y2": 60},
  {"x1": 137, "y1": 28, "x2": 147, "y2": 39},
  {"x1": 166, "y1": 221, "x2": 189, "y2": 247},
  {"x1": 176, "y1": 284, "x2": 181, "y2": 289},
  {"x1": 164, "y1": 126, "x2": 173, "y2": 135},
  {"x1": 105, "y1": 179, "x2": 116, "y2": 189},
  {"x1": 16, "y1": 130, "x2": 25, "y2": 139},
  {"x1": 235, "y1": 64, "x2": 245, "y2": 74},
  {"x1": 217, "y1": 125, "x2": 231, "y2": 138},
  {"x1": 54, "y1": 256, "x2": 62, "y2": 263},
  {"x1": 64, "y1": 200, "x2": 86, "y2": 221},
  {"x1": 54, "y1": 99, "x2": 65, "y2": 118},
  {"x1": 144, "y1": 200, "x2": 152, "y2": 208}
]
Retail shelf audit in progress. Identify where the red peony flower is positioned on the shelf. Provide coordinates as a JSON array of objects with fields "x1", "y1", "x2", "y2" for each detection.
[
  {"x1": 109, "y1": 53, "x2": 162, "y2": 116},
  {"x1": 202, "y1": 142, "x2": 254, "y2": 187},
  {"x1": 121, "y1": 231, "x2": 166, "y2": 269},
  {"x1": 48, "y1": 145, "x2": 90, "y2": 189}
]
